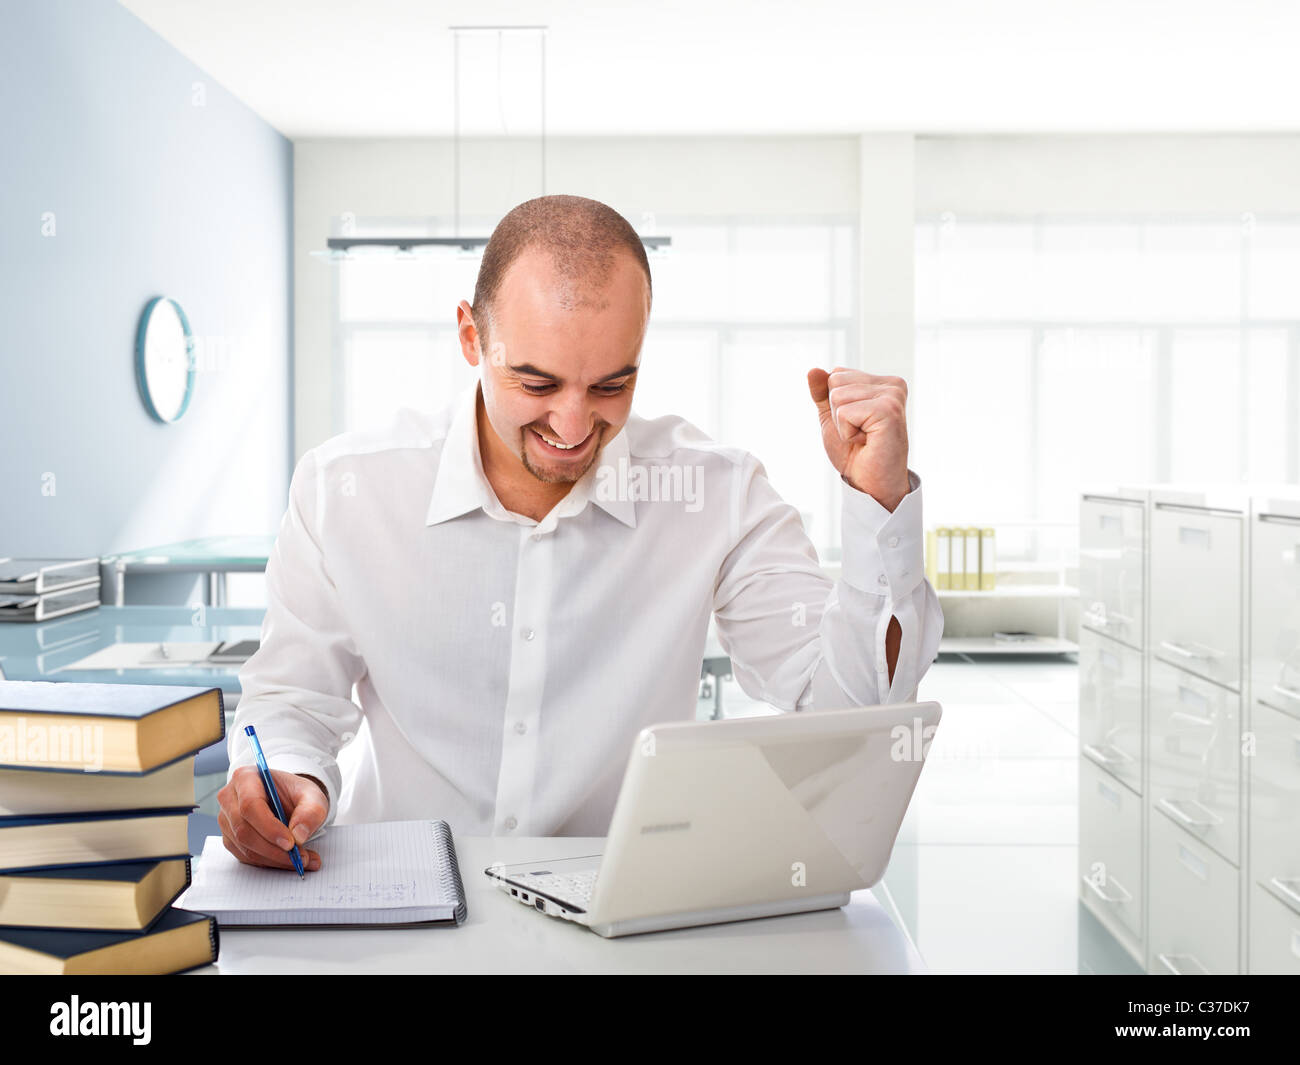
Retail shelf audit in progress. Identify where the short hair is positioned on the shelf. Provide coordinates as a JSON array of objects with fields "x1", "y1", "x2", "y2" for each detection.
[{"x1": 472, "y1": 195, "x2": 652, "y2": 337}]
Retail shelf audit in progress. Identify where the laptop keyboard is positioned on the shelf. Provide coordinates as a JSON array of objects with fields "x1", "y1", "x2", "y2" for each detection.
[{"x1": 511, "y1": 869, "x2": 598, "y2": 907}]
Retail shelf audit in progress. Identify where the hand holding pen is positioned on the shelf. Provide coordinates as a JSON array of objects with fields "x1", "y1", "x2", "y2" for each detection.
[{"x1": 215, "y1": 725, "x2": 327, "y2": 874}]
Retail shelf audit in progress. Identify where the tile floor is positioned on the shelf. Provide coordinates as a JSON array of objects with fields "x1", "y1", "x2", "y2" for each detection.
[{"x1": 700, "y1": 650, "x2": 1144, "y2": 975}]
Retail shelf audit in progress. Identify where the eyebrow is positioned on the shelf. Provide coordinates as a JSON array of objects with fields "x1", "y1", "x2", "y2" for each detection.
[{"x1": 508, "y1": 362, "x2": 639, "y2": 384}]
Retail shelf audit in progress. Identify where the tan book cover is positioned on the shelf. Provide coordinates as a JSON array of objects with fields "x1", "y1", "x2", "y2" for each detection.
[{"x1": 980, "y1": 528, "x2": 997, "y2": 589}]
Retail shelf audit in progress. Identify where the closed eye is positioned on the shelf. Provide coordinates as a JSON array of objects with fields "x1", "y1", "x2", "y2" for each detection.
[{"x1": 520, "y1": 382, "x2": 631, "y2": 396}]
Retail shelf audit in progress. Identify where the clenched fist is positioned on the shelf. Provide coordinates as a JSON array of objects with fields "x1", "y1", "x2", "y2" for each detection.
[{"x1": 807, "y1": 366, "x2": 911, "y2": 511}]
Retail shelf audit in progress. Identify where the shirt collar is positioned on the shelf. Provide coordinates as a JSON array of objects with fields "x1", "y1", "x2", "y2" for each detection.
[{"x1": 426, "y1": 380, "x2": 637, "y2": 530}]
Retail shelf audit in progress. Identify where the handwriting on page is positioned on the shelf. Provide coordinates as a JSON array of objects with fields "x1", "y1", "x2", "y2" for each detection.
[
  {"x1": 185, "y1": 821, "x2": 456, "y2": 913},
  {"x1": 276, "y1": 879, "x2": 419, "y2": 906}
]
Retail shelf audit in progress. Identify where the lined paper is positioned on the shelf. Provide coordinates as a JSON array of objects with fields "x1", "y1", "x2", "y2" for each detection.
[{"x1": 178, "y1": 820, "x2": 461, "y2": 925}]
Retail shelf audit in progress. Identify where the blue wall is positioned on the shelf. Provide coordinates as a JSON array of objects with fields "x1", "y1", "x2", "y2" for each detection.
[{"x1": 0, "y1": 0, "x2": 292, "y2": 599}]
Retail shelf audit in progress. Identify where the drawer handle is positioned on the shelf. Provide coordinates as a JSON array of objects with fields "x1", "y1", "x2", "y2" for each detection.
[
  {"x1": 1158, "y1": 796, "x2": 1223, "y2": 828},
  {"x1": 1085, "y1": 607, "x2": 1135, "y2": 628},
  {"x1": 1160, "y1": 640, "x2": 1219, "y2": 661},
  {"x1": 1083, "y1": 743, "x2": 1134, "y2": 767},
  {"x1": 1272, "y1": 683, "x2": 1300, "y2": 704},
  {"x1": 1158, "y1": 952, "x2": 1210, "y2": 976},
  {"x1": 1083, "y1": 606, "x2": 1109, "y2": 628},
  {"x1": 1270, "y1": 877, "x2": 1300, "y2": 910},
  {"x1": 1081, "y1": 873, "x2": 1133, "y2": 904}
]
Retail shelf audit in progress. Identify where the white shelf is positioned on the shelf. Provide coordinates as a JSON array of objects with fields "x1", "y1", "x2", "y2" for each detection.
[
  {"x1": 939, "y1": 636, "x2": 1078, "y2": 655},
  {"x1": 938, "y1": 585, "x2": 1079, "y2": 598}
]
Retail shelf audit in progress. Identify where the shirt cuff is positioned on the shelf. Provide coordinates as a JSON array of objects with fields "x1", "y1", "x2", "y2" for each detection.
[
  {"x1": 840, "y1": 468, "x2": 925, "y2": 601},
  {"x1": 227, "y1": 750, "x2": 339, "y2": 835}
]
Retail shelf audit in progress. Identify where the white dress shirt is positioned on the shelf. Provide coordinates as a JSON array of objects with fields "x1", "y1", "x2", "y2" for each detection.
[{"x1": 229, "y1": 380, "x2": 943, "y2": 837}]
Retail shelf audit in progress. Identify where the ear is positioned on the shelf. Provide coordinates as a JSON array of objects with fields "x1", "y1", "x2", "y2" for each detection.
[{"x1": 457, "y1": 300, "x2": 482, "y2": 368}]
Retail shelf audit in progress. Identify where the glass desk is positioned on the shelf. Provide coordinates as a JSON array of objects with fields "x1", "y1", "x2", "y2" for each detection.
[
  {"x1": 102, "y1": 535, "x2": 275, "y2": 607},
  {"x1": 0, "y1": 604, "x2": 262, "y2": 692},
  {"x1": 0, "y1": 606, "x2": 263, "y2": 809}
]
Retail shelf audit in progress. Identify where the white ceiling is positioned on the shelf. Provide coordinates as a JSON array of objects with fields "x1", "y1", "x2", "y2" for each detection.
[{"x1": 119, "y1": 0, "x2": 1300, "y2": 138}]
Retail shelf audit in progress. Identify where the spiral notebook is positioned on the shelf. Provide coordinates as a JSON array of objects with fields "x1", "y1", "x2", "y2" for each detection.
[{"x1": 178, "y1": 820, "x2": 467, "y2": 928}]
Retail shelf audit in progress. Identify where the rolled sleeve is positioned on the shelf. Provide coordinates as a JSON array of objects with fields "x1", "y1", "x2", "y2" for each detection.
[
  {"x1": 840, "y1": 468, "x2": 925, "y2": 602},
  {"x1": 818, "y1": 468, "x2": 943, "y2": 706}
]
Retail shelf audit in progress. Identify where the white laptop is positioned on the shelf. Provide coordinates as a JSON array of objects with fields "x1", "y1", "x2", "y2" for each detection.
[{"x1": 484, "y1": 701, "x2": 941, "y2": 937}]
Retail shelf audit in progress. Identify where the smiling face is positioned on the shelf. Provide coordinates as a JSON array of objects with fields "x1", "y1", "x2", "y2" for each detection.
[{"x1": 459, "y1": 244, "x2": 650, "y2": 490}]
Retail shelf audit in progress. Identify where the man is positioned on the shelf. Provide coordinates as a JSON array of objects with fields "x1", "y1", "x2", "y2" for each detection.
[{"x1": 218, "y1": 195, "x2": 943, "y2": 872}]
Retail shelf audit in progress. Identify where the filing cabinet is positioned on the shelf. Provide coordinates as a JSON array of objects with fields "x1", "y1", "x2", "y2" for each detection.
[
  {"x1": 1144, "y1": 487, "x2": 1247, "y2": 975},
  {"x1": 1077, "y1": 485, "x2": 1300, "y2": 974},
  {"x1": 1078, "y1": 489, "x2": 1149, "y2": 965},
  {"x1": 1247, "y1": 492, "x2": 1300, "y2": 972},
  {"x1": 1249, "y1": 498, "x2": 1300, "y2": 722}
]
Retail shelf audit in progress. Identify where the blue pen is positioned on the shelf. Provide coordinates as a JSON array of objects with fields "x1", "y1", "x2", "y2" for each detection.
[{"x1": 244, "y1": 725, "x2": 306, "y2": 878}]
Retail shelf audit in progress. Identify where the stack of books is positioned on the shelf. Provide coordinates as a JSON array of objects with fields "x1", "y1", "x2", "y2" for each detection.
[
  {"x1": 0, "y1": 680, "x2": 225, "y2": 974},
  {"x1": 0, "y1": 558, "x2": 102, "y2": 622}
]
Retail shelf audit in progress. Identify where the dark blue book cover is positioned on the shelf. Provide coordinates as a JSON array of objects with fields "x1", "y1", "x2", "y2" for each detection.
[
  {"x1": 0, "y1": 907, "x2": 219, "y2": 971},
  {"x1": 0, "y1": 806, "x2": 195, "y2": 826},
  {"x1": 0, "y1": 680, "x2": 225, "y2": 775},
  {"x1": 0, "y1": 857, "x2": 193, "y2": 932},
  {"x1": 1, "y1": 857, "x2": 185, "y2": 883},
  {"x1": 0, "y1": 680, "x2": 223, "y2": 719}
]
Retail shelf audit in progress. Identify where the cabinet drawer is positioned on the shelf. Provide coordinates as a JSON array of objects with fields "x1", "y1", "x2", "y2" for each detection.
[
  {"x1": 1249, "y1": 882, "x2": 1300, "y2": 975},
  {"x1": 1250, "y1": 511, "x2": 1300, "y2": 721},
  {"x1": 1080, "y1": 498, "x2": 1145, "y2": 651},
  {"x1": 1079, "y1": 629, "x2": 1143, "y2": 793},
  {"x1": 1148, "y1": 807, "x2": 1239, "y2": 974},
  {"x1": 1150, "y1": 506, "x2": 1242, "y2": 691},
  {"x1": 1148, "y1": 658, "x2": 1241, "y2": 865},
  {"x1": 1249, "y1": 699, "x2": 1300, "y2": 892},
  {"x1": 1079, "y1": 756, "x2": 1143, "y2": 946}
]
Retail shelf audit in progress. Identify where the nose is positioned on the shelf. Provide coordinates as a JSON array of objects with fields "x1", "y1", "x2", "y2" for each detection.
[{"x1": 546, "y1": 390, "x2": 595, "y2": 444}]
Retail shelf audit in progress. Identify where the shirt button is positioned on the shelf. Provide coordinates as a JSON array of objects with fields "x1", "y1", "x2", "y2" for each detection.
[
  {"x1": 888, "y1": 536, "x2": 900, "y2": 548},
  {"x1": 877, "y1": 574, "x2": 888, "y2": 586},
  {"x1": 503, "y1": 816, "x2": 518, "y2": 831},
  {"x1": 530, "y1": 531, "x2": 541, "y2": 541},
  {"x1": 514, "y1": 721, "x2": 527, "y2": 735},
  {"x1": 522, "y1": 628, "x2": 535, "y2": 641}
]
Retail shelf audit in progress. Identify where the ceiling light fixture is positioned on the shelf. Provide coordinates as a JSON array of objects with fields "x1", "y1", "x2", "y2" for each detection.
[{"x1": 313, "y1": 25, "x2": 670, "y2": 262}]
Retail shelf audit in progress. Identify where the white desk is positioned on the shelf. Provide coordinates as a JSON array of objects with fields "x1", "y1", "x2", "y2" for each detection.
[{"x1": 196, "y1": 835, "x2": 926, "y2": 974}]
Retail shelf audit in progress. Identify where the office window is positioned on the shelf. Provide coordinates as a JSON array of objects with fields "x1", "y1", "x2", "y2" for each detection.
[
  {"x1": 334, "y1": 216, "x2": 857, "y2": 556},
  {"x1": 914, "y1": 215, "x2": 1300, "y2": 561}
]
